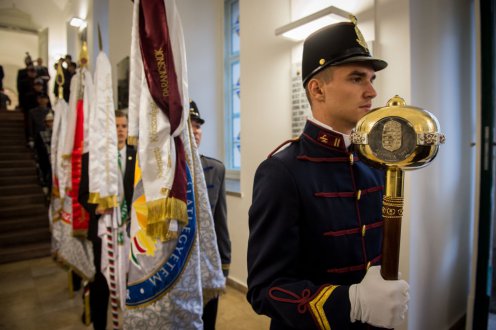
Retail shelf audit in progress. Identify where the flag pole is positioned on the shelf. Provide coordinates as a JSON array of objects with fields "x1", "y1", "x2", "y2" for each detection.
[{"x1": 59, "y1": 62, "x2": 74, "y2": 300}]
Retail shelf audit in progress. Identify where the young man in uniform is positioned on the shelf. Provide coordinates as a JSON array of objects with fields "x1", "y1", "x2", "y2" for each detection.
[
  {"x1": 190, "y1": 100, "x2": 231, "y2": 329},
  {"x1": 247, "y1": 21, "x2": 409, "y2": 329}
]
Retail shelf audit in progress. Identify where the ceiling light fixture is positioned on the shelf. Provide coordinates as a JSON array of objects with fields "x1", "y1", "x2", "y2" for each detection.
[
  {"x1": 69, "y1": 17, "x2": 87, "y2": 29},
  {"x1": 275, "y1": 6, "x2": 353, "y2": 42}
]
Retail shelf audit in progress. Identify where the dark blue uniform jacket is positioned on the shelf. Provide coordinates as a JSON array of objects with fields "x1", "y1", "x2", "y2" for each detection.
[{"x1": 247, "y1": 120, "x2": 385, "y2": 330}]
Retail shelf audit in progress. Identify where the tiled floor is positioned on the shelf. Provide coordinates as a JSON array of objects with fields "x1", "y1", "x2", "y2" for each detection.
[{"x1": 0, "y1": 257, "x2": 270, "y2": 330}]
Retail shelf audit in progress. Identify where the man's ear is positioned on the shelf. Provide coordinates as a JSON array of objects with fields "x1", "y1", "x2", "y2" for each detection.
[{"x1": 307, "y1": 78, "x2": 325, "y2": 102}]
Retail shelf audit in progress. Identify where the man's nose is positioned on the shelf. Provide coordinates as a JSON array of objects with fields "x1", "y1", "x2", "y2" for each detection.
[{"x1": 364, "y1": 82, "x2": 377, "y2": 99}]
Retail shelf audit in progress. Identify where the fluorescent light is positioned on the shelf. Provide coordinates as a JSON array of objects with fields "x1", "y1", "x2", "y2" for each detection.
[
  {"x1": 69, "y1": 17, "x2": 87, "y2": 29},
  {"x1": 275, "y1": 6, "x2": 353, "y2": 42}
]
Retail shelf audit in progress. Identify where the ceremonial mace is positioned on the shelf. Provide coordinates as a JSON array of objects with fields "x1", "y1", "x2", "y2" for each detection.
[{"x1": 351, "y1": 95, "x2": 445, "y2": 280}]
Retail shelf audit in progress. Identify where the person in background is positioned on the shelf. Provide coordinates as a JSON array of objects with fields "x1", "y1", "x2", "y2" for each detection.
[
  {"x1": 28, "y1": 93, "x2": 51, "y2": 190},
  {"x1": 78, "y1": 110, "x2": 136, "y2": 330},
  {"x1": 189, "y1": 100, "x2": 231, "y2": 330},
  {"x1": 63, "y1": 62, "x2": 77, "y2": 102},
  {"x1": 0, "y1": 88, "x2": 11, "y2": 111},
  {"x1": 38, "y1": 111, "x2": 54, "y2": 195},
  {"x1": 247, "y1": 20, "x2": 409, "y2": 330},
  {"x1": 17, "y1": 53, "x2": 35, "y2": 108},
  {"x1": 28, "y1": 92, "x2": 51, "y2": 147},
  {"x1": 35, "y1": 57, "x2": 50, "y2": 92}
]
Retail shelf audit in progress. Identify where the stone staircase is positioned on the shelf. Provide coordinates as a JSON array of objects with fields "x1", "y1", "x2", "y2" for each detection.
[{"x1": 0, "y1": 110, "x2": 51, "y2": 264}]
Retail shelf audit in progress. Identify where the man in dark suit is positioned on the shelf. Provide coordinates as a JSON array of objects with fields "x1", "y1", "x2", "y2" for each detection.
[
  {"x1": 78, "y1": 110, "x2": 136, "y2": 330},
  {"x1": 190, "y1": 100, "x2": 231, "y2": 330}
]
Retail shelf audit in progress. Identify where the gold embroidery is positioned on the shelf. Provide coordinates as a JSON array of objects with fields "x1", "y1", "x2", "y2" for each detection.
[
  {"x1": 154, "y1": 48, "x2": 169, "y2": 97},
  {"x1": 350, "y1": 16, "x2": 369, "y2": 51},
  {"x1": 154, "y1": 147, "x2": 164, "y2": 178},
  {"x1": 319, "y1": 134, "x2": 329, "y2": 144},
  {"x1": 308, "y1": 285, "x2": 338, "y2": 330},
  {"x1": 150, "y1": 103, "x2": 159, "y2": 143}
]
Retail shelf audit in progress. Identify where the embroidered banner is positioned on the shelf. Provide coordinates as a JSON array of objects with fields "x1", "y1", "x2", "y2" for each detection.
[
  {"x1": 126, "y1": 165, "x2": 196, "y2": 307},
  {"x1": 138, "y1": 0, "x2": 187, "y2": 238}
]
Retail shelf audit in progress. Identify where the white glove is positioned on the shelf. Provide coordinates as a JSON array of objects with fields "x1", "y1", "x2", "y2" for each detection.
[{"x1": 349, "y1": 266, "x2": 409, "y2": 328}]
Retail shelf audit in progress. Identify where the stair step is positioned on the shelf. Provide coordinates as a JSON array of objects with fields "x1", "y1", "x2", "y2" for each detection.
[
  {"x1": 0, "y1": 241, "x2": 51, "y2": 264},
  {"x1": 1, "y1": 136, "x2": 27, "y2": 143},
  {"x1": 0, "y1": 175, "x2": 39, "y2": 186},
  {"x1": 0, "y1": 127, "x2": 25, "y2": 134},
  {"x1": 0, "y1": 203, "x2": 48, "y2": 219},
  {"x1": 0, "y1": 133, "x2": 25, "y2": 140},
  {"x1": 0, "y1": 214, "x2": 49, "y2": 232},
  {"x1": 0, "y1": 145, "x2": 31, "y2": 153},
  {"x1": 0, "y1": 227, "x2": 51, "y2": 247},
  {"x1": 0, "y1": 122, "x2": 24, "y2": 128},
  {"x1": 0, "y1": 142, "x2": 28, "y2": 149},
  {"x1": 0, "y1": 112, "x2": 24, "y2": 120},
  {"x1": 0, "y1": 167, "x2": 37, "y2": 177},
  {"x1": 0, "y1": 184, "x2": 44, "y2": 196},
  {"x1": 0, "y1": 152, "x2": 34, "y2": 161},
  {"x1": 0, "y1": 194, "x2": 46, "y2": 207},
  {"x1": 0, "y1": 159, "x2": 36, "y2": 168}
]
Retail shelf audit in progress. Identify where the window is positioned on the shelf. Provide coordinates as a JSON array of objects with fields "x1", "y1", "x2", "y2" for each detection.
[{"x1": 224, "y1": 0, "x2": 240, "y2": 173}]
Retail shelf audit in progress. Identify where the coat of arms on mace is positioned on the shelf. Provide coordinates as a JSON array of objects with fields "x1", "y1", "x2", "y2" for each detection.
[{"x1": 352, "y1": 95, "x2": 446, "y2": 280}]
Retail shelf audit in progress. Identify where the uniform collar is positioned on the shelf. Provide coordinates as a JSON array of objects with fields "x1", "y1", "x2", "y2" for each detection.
[{"x1": 304, "y1": 118, "x2": 350, "y2": 152}]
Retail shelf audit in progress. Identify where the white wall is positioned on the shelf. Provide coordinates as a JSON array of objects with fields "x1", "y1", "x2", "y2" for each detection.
[
  {"x1": 0, "y1": 29, "x2": 38, "y2": 107},
  {"x1": 407, "y1": 0, "x2": 475, "y2": 329},
  {"x1": 176, "y1": 0, "x2": 224, "y2": 161},
  {"x1": 0, "y1": 0, "x2": 92, "y2": 101},
  {"x1": 108, "y1": 0, "x2": 133, "y2": 108},
  {"x1": 226, "y1": 0, "x2": 292, "y2": 286}
]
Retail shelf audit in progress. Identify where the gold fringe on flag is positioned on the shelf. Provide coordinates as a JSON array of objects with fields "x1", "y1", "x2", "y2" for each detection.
[
  {"x1": 88, "y1": 192, "x2": 101, "y2": 204},
  {"x1": 127, "y1": 136, "x2": 139, "y2": 146},
  {"x1": 146, "y1": 197, "x2": 188, "y2": 241},
  {"x1": 97, "y1": 195, "x2": 119, "y2": 210}
]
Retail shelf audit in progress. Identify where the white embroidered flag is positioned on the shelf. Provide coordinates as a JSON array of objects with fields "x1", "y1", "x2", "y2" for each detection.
[{"x1": 124, "y1": 0, "x2": 225, "y2": 328}]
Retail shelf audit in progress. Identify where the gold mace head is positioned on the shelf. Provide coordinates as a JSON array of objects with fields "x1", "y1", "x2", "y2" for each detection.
[{"x1": 351, "y1": 95, "x2": 445, "y2": 170}]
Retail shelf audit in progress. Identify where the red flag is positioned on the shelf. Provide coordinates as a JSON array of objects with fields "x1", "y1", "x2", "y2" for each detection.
[{"x1": 71, "y1": 99, "x2": 89, "y2": 235}]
